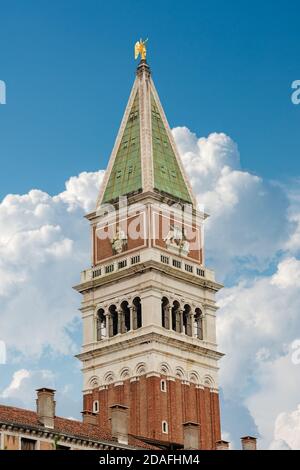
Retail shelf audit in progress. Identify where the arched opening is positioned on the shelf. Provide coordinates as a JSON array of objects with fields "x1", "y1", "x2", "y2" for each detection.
[
  {"x1": 183, "y1": 304, "x2": 192, "y2": 336},
  {"x1": 97, "y1": 308, "x2": 106, "y2": 341},
  {"x1": 133, "y1": 297, "x2": 142, "y2": 329},
  {"x1": 109, "y1": 304, "x2": 118, "y2": 336},
  {"x1": 121, "y1": 300, "x2": 130, "y2": 333},
  {"x1": 161, "y1": 297, "x2": 169, "y2": 329},
  {"x1": 171, "y1": 301, "x2": 181, "y2": 332},
  {"x1": 194, "y1": 308, "x2": 203, "y2": 339}
]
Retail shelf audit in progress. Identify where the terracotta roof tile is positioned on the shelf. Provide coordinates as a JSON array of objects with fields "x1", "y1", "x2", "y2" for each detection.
[{"x1": 0, "y1": 404, "x2": 157, "y2": 449}]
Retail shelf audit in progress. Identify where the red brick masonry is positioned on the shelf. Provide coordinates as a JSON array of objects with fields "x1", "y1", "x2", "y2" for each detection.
[{"x1": 84, "y1": 375, "x2": 221, "y2": 449}]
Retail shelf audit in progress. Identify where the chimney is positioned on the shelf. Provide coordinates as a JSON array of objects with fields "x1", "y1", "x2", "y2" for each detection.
[
  {"x1": 110, "y1": 404, "x2": 128, "y2": 445},
  {"x1": 183, "y1": 422, "x2": 200, "y2": 450},
  {"x1": 216, "y1": 440, "x2": 230, "y2": 450},
  {"x1": 241, "y1": 436, "x2": 257, "y2": 450},
  {"x1": 36, "y1": 388, "x2": 56, "y2": 429},
  {"x1": 82, "y1": 410, "x2": 98, "y2": 426}
]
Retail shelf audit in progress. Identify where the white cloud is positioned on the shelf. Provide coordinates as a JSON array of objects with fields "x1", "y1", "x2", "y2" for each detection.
[
  {"x1": 0, "y1": 369, "x2": 55, "y2": 404},
  {"x1": 284, "y1": 184, "x2": 300, "y2": 253},
  {"x1": 56, "y1": 170, "x2": 105, "y2": 213},
  {"x1": 271, "y1": 257, "x2": 300, "y2": 288},
  {"x1": 0, "y1": 171, "x2": 103, "y2": 357},
  {"x1": 216, "y1": 260, "x2": 300, "y2": 448},
  {"x1": 271, "y1": 406, "x2": 300, "y2": 450},
  {"x1": 173, "y1": 127, "x2": 290, "y2": 277},
  {"x1": 1, "y1": 369, "x2": 31, "y2": 398},
  {"x1": 173, "y1": 127, "x2": 300, "y2": 448},
  {"x1": 269, "y1": 439, "x2": 291, "y2": 450}
]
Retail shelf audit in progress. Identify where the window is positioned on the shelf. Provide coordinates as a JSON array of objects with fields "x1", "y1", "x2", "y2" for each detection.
[
  {"x1": 131, "y1": 255, "x2": 140, "y2": 265},
  {"x1": 93, "y1": 400, "x2": 99, "y2": 413},
  {"x1": 160, "y1": 380, "x2": 167, "y2": 392},
  {"x1": 97, "y1": 309, "x2": 106, "y2": 341},
  {"x1": 161, "y1": 255, "x2": 169, "y2": 264},
  {"x1": 21, "y1": 438, "x2": 36, "y2": 450},
  {"x1": 133, "y1": 297, "x2": 142, "y2": 329},
  {"x1": 109, "y1": 305, "x2": 118, "y2": 336},
  {"x1": 161, "y1": 297, "x2": 169, "y2": 329},
  {"x1": 162, "y1": 421, "x2": 168, "y2": 434},
  {"x1": 121, "y1": 300, "x2": 131, "y2": 332}
]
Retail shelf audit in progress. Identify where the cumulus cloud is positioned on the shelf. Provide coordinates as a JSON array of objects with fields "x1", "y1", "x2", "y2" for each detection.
[
  {"x1": 271, "y1": 257, "x2": 300, "y2": 288},
  {"x1": 0, "y1": 369, "x2": 55, "y2": 405},
  {"x1": 173, "y1": 127, "x2": 290, "y2": 278},
  {"x1": 0, "y1": 171, "x2": 103, "y2": 357},
  {"x1": 173, "y1": 127, "x2": 300, "y2": 448},
  {"x1": 56, "y1": 170, "x2": 105, "y2": 213},
  {"x1": 270, "y1": 406, "x2": 300, "y2": 450},
  {"x1": 216, "y1": 260, "x2": 300, "y2": 448},
  {"x1": 269, "y1": 439, "x2": 291, "y2": 450}
]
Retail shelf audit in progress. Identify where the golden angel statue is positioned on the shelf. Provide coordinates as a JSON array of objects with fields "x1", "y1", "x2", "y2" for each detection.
[{"x1": 134, "y1": 38, "x2": 148, "y2": 61}]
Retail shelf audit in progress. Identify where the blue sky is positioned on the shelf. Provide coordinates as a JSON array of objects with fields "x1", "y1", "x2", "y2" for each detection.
[
  {"x1": 0, "y1": 0, "x2": 299, "y2": 199},
  {"x1": 1, "y1": 0, "x2": 300, "y2": 450}
]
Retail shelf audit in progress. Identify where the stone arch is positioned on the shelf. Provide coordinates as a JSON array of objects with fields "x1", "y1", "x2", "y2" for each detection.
[
  {"x1": 89, "y1": 376, "x2": 100, "y2": 389},
  {"x1": 189, "y1": 371, "x2": 200, "y2": 385},
  {"x1": 104, "y1": 371, "x2": 115, "y2": 384},
  {"x1": 120, "y1": 367, "x2": 131, "y2": 380},
  {"x1": 135, "y1": 362, "x2": 147, "y2": 376},
  {"x1": 160, "y1": 362, "x2": 171, "y2": 376},
  {"x1": 175, "y1": 367, "x2": 186, "y2": 380},
  {"x1": 203, "y1": 375, "x2": 215, "y2": 388}
]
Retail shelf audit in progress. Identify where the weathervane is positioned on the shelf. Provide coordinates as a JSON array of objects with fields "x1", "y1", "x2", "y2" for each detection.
[{"x1": 134, "y1": 38, "x2": 148, "y2": 61}]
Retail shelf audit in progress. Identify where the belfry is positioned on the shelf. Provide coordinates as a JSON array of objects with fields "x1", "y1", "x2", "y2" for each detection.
[{"x1": 75, "y1": 42, "x2": 223, "y2": 449}]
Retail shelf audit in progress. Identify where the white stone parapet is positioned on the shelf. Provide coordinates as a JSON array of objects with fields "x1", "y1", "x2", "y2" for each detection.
[{"x1": 80, "y1": 248, "x2": 215, "y2": 284}]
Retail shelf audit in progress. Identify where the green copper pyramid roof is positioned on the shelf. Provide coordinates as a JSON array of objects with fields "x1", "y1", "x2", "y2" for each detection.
[
  {"x1": 99, "y1": 63, "x2": 194, "y2": 206},
  {"x1": 102, "y1": 92, "x2": 142, "y2": 203},
  {"x1": 151, "y1": 93, "x2": 192, "y2": 204}
]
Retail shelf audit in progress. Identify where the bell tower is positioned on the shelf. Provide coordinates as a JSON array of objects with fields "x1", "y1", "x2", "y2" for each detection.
[{"x1": 75, "y1": 51, "x2": 223, "y2": 449}]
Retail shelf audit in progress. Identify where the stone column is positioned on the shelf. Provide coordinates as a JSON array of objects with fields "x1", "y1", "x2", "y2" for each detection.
[
  {"x1": 96, "y1": 314, "x2": 101, "y2": 341},
  {"x1": 117, "y1": 309, "x2": 123, "y2": 334},
  {"x1": 176, "y1": 308, "x2": 183, "y2": 333},
  {"x1": 163, "y1": 304, "x2": 170, "y2": 329},
  {"x1": 132, "y1": 305, "x2": 138, "y2": 330},
  {"x1": 198, "y1": 314, "x2": 204, "y2": 340},
  {"x1": 187, "y1": 312, "x2": 194, "y2": 337},
  {"x1": 107, "y1": 312, "x2": 113, "y2": 337},
  {"x1": 129, "y1": 305, "x2": 133, "y2": 331}
]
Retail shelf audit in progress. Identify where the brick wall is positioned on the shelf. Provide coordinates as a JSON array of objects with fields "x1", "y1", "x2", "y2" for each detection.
[{"x1": 85, "y1": 375, "x2": 221, "y2": 449}]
